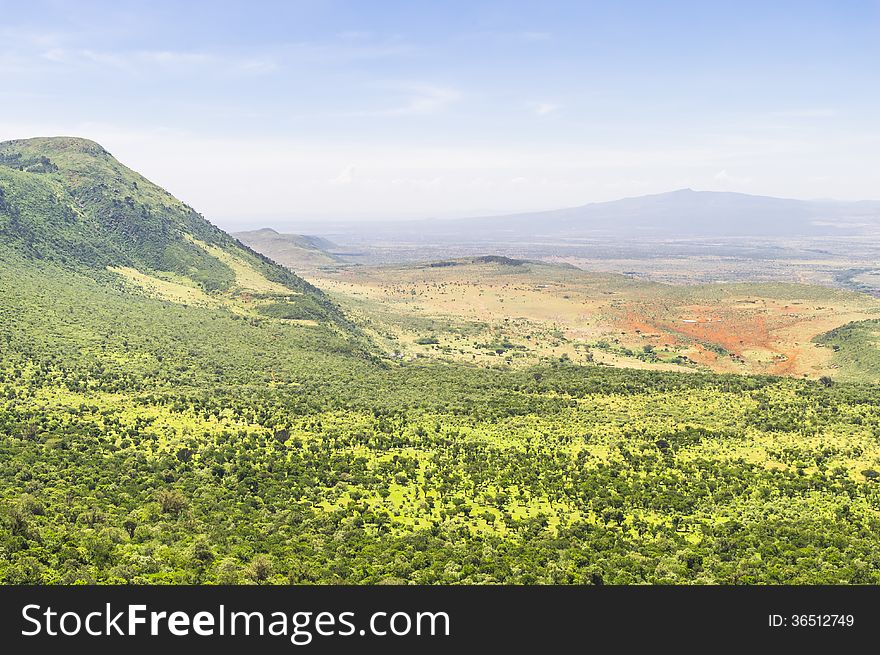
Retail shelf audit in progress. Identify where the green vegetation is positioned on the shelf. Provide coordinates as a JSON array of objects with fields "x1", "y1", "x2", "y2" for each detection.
[
  {"x1": 4, "y1": 138, "x2": 880, "y2": 585},
  {"x1": 814, "y1": 319, "x2": 880, "y2": 382},
  {"x1": 233, "y1": 228, "x2": 342, "y2": 272},
  {"x1": 0, "y1": 137, "x2": 346, "y2": 325}
]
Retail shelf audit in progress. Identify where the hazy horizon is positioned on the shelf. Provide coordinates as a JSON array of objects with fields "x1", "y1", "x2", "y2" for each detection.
[
  {"x1": 2, "y1": 1, "x2": 879, "y2": 229},
  {"x1": 230, "y1": 186, "x2": 880, "y2": 230}
]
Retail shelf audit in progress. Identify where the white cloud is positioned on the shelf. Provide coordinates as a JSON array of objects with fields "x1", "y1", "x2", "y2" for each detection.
[
  {"x1": 390, "y1": 85, "x2": 460, "y2": 115},
  {"x1": 2, "y1": 29, "x2": 413, "y2": 78},
  {"x1": 15, "y1": 46, "x2": 288, "y2": 80},
  {"x1": 343, "y1": 84, "x2": 461, "y2": 117},
  {"x1": 0, "y1": 28, "x2": 67, "y2": 49},
  {"x1": 138, "y1": 51, "x2": 214, "y2": 66},
  {"x1": 713, "y1": 169, "x2": 753, "y2": 187},
  {"x1": 768, "y1": 108, "x2": 837, "y2": 119},
  {"x1": 36, "y1": 48, "x2": 255, "y2": 74},
  {"x1": 330, "y1": 165, "x2": 356, "y2": 186},
  {"x1": 230, "y1": 57, "x2": 279, "y2": 75},
  {"x1": 533, "y1": 102, "x2": 560, "y2": 116}
]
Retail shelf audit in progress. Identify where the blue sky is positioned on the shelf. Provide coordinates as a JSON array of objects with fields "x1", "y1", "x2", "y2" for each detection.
[{"x1": 1, "y1": 0, "x2": 878, "y2": 228}]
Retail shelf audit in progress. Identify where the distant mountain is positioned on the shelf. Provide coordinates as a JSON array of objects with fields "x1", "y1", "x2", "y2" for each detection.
[
  {"x1": 0, "y1": 136, "x2": 348, "y2": 326},
  {"x1": 234, "y1": 228, "x2": 342, "y2": 270},
  {"x1": 445, "y1": 189, "x2": 880, "y2": 239},
  {"x1": 301, "y1": 189, "x2": 880, "y2": 243}
]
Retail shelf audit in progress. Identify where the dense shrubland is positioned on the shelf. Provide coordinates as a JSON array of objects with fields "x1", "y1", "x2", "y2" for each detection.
[{"x1": 3, "y1": 251, "x2": 880, "y2": 584}]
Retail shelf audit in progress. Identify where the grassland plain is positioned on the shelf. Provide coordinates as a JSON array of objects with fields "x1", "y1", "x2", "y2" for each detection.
[
  {"x1": 304, "y1": 258, "x2": 880, "y2": 381},
  {"x1": 3, "y1": 138, "x2": 880, "y2": 585}
]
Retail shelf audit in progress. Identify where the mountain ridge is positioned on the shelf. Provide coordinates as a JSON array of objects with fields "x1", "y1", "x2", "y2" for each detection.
[
  {"x1": 233, "y1": 228, "x2": 343, "y2": 271},
  {"x1": 0, "y1": 136, "x2": 350, "y2": 327},
  {"x1": 441, "y1": 188, "x2": 880, "y2": 238},
  {"x1": 280, "y1": 188, "x2": 880, "y2": 242}
]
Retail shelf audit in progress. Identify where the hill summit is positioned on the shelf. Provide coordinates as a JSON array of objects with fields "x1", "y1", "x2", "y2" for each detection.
[{"x1": 0, "y1": 136, "x2": 345, "y2": 325}]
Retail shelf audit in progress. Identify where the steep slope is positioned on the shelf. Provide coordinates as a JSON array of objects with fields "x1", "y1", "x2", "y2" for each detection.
[
  {"x1": 0, "y1": 137, "x2": 346, "y2": 325},
  {"x1": 234, "y1": 228, "x2": 342, "y2": 271}
]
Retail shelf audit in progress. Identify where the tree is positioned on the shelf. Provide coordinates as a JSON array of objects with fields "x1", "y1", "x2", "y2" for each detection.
[
  {"x1": 157, "y1": 489, "x2": 187, "y2": 514},
  {"x1": 246, "y1": 555, "x2": 273, "y2": 584}
]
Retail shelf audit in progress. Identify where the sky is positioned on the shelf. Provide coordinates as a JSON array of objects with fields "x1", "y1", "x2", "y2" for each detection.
[{"x1": 1, "y1": 0, "x2": 878, "y2": 229}]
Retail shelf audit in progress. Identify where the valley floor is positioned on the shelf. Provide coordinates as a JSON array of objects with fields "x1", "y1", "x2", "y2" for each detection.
[{"x1": 303, "y1": 258, "x2": 880, "y2": 382}]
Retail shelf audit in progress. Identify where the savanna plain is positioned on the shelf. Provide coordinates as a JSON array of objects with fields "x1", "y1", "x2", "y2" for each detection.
[{"x1": 4, "y1": 137, "x2": 880, "y2": 585}]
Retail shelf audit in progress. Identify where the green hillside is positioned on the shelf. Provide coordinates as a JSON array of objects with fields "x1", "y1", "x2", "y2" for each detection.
[
  {"x1": 233, "y1": 228, "x2": 343, "y2": 271},
  {"x1": 3, "y1": 138, "x2": 880, "y2": 585},
  {"x1": 0, "y1": 137, "x2": 346, "y2": 324},
  {"x1": 814, "y1": 319, "x2": 880, "y2": 383}
]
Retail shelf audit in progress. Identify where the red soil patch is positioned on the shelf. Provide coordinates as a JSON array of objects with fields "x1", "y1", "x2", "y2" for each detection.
[
  {"x1": 685, "y1": 344, "x2": 722, "y2": 368},
  {"x1": 621, "y1": 310, "x2": 681, "y2": 346},
  {"x1": 661, "y1": 307, "x2": 771, "y2": 354}
]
